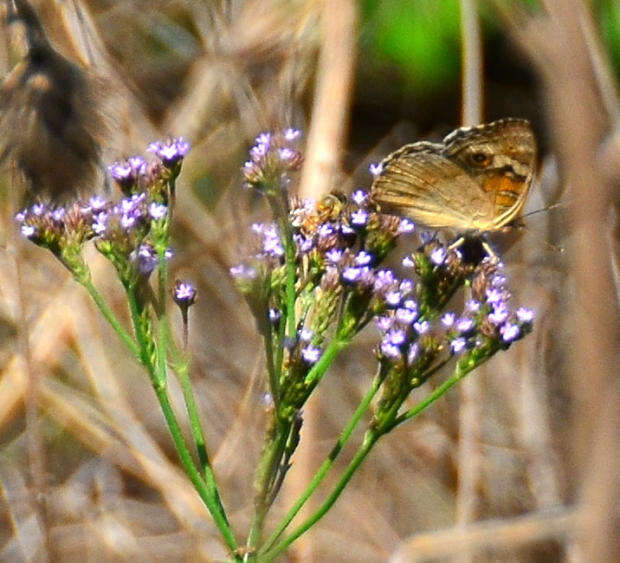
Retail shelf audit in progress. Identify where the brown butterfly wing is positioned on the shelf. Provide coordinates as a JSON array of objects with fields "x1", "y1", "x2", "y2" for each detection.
[
  {"x1": 442, "y1": 118, "x2": 536, "y2": 229},
  {"x1": 371, "y1": 142, "x2": 495, "y2": 230}
]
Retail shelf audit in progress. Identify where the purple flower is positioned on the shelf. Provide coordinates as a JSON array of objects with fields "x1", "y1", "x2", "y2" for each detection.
[
  {"x1": 488, "y1": 304, "x2": 509, "y2": 325},
  {"x1": 351, "y1": 209, "x2": 369, "y2": 226},
  {"x1": 133, "y1": 244, "x2": 158, "y2": 276},
  {"x1": 32, "y1": 203, "x2": 45, "y2": 216},
  {"x1": 407, "y1": 343, "x2": 419, "y2": 364},
  {"x1": 107, "y1": 161, "x2": 132, "y2": 182},
  {"x1": 121, "y1": 213, "x2": 137, "y2": 229},
  {"x1": 398, "y1": 219, "x2": 415, "y2": 234},
  {"x1": 369, "y1": 162, "x2": 383, "y2": 176},
  {"x1": 395, "y1": 307, "x2": 417, "y2": 324},
  {"x1": 403, "y1": 298, "x2": 417, "y2": 310},
  {"x1": 402, "y1": 255, "x2": 415, "y2": 268},
  {"x1": 299, "y1": 328, "x2": 313, "y2": 342},
  {"x1": 491, "y1": 274, "x2": 506, "y2": 287},
  {"x1": 351, "y1": 190, "x2": 368, "y2": 205},
  {"x1": 89, "y1": 195, "x2": 107, "y2": 211},
  {"x1": 263, "y1": 225, "x2": 284, "y2": 256},
  {"x1": 380, "y1": 340, "x2": 401, "y2": 361},
  {"x1": 486, "y1": 288, "x2": 504, "y2": 305},
  {"x1": 430, "y1": 247, "x2": 446, "y2": 265},
  {"x1": 21, "y1": 224, "x2": 36, "y2": 238},
  {"x1": 384, "y1": 291, "x2": 401, "y2": 307},
  {"x1": 147, "y1": 137, "x2": 190, "y2": 166},
  {"x1": 279, "y1": 148, "x2": 295, "y2": 161},
  {"x1": 255, "y1": 132, "x2": 271, "y2": 146},
  {"x1": 173, "y1": 281, "x2": 197, "y2": 307},
  {"x1": 466, "y1": 299, "x2": 480, "y2": 313},
  {"x1": 302, "y1": 345, "x2": 321, "y2": 364},
  {"x1": 399, "y1": 279, "x2": 414, "y2": 294},
  {"x1": 230, "y1": 264, "x2": 257, "y2": 279},
  {"x1": 441, "y1": 312, "x2": 456, "y2": 327},
  {"x1": 516, "y1": 307, "x2": 535, "y2": 323},
  {"x1": 500, "y1": 323, "x2": 520, "y2": 342},
  {"x1": 355, "y1": 251, "x2": 373, "y2": 266},
  {"x1": 375, "y1": 316, "x2": 393, "y2": 332},
  {"x1": 451, "y1": 337, "x2": 467, "y2": 354},
  {"x1": 387, "y1": 329, "x2": 406, "y2": 346},
  {"x1": 342, "y1": 267, "x2": 362, "y2": 283},
  {"x1": 149, "y1": 202, "x2": 167, "y2": 220},
  {"x1": 318, "y1": 224, "x2": 334, "y2": 238},
  {"x1": 374, "y1": 270, "x2": 395, "y2": 291},
  {"x1": 413, "y1": 320, "x2": 429, "y2": 334},
  {"x1": 92, "y1": 213, "x2": 108, "y2": 235},
  {"x1": 284, "y1": 128, "x2": 301, "y2": 140},
  {"x1": 456, "y1": 317, "x2": 474, "y2": 333},
  {"x1": 269, "y1": 308, "x2": 281, "y2": 323},
  {"x1": 323, "y1": 249, "x2": 341, "y2": 264}
]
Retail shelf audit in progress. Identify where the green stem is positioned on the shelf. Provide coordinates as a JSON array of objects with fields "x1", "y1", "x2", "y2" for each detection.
[
  {"x1": 392, "y1": 350, "x2": 491, "y2": 429},
  {"x1": 151, "y1": 381, "x2": 239, "y2": 555},
  {"x1": 259, "y1": 429, "x2": 381, "y2": 562},
  {"x1": 173, "y1": 357, "x2": 230, "y2": 525},
  {"x1": 260, "y1": 353, "x2": 492, "y2": 561},
  {"x1": 247, "y1": 421, "x2": 292, "y2": 553},
  {"x1": 259, "y1": 367, "x2": 386, "y2": 555},
  {"x1": 80, "y1": 278, "x2": 139, "y2": 357}
]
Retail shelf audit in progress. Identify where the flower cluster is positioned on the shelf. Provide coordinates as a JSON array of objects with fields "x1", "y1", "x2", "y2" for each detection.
[
  {"x1": 242, "y1": 129, "x2": 303, "y2": 191},
  {"x1": 231, "y1": 128, "x2": 534, "y2": 425},
  {"x1": 16, "y1": 138, "x2": 189, "y2": 281}
]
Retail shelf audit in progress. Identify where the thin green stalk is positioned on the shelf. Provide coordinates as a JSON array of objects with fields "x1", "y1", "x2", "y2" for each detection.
[
  {"x1": 259, "y1": 429, "x2": 381, "y2": 562},
  {"x1": 392, "y1": 352, "x2": 489, "y2": 429},
  {"x1": 260, "y1": 355, "x2": 491, "y2": 561},
  {"x1": 259, "y1": 367, "x2": 386, "y2": 555},
  {"x1": 151, "y1": 381, "x2": 239, "y2": 556},
  {"x1": 173, "y1": 357, "x2": 230, "y2": 525},
  {"x1": 80, "y1": 278, "x2": 139, "y2": 357},
  {"x1": 155, "y1": 252, "x2": 169, "y2": 386}
]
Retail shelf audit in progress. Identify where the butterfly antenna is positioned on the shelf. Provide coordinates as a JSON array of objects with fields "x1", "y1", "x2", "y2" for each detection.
[{"x1": 520, "y1": 201, "x2": 567, "y2": 219}]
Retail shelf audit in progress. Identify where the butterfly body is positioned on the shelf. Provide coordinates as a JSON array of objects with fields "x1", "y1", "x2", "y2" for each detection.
[{"x1": 370, "y1": 118, "x2": 536, "y2": 232}]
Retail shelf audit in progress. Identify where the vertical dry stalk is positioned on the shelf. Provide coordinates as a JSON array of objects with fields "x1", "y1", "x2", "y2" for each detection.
[
  {"x1": 455, "y1": 4, "x2": 483, "y2": 562},
  {"x1": 506, "y1": 1, "x2": 619, "y2": 560},
  {"x1": 297, "y1": 0, "x2": 357, "y2": 199}
]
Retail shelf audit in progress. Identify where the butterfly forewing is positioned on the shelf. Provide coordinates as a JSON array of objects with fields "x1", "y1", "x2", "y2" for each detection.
[{"x1": 371, "y1": 118, "x2": 536, "y2": 232}]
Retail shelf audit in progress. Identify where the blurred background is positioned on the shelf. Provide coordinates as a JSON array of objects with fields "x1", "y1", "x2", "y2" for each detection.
[{"x1": 0, "y1": 1, "x2": 617, "y2": 561}]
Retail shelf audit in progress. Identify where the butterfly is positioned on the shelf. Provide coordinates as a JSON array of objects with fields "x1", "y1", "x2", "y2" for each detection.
[{"x1": 370, "y1": 118, "x2": 537, "y2": 233}]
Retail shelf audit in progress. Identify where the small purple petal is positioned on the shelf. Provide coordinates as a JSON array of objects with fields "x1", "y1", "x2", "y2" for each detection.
[
  {"x1": 301, "y1": 345, "x2": 321, "y2": 364},
  {"x1": 369, "y1": 162, "x2": 383, "y2": 176},
  {"x1": 380, "y1": 341, "x2": 401, "y2": 361},
  {"x1": 451, "y1": 337, "x2": 467, "y2": 353},
  {"x1": 516, "y1": 307, "x2": 535, "y2": 323},
  {"x1": 456, "y1": 317, "x2": 474, "y2": 333},
  {"x1": 430, "y1": 247, "x2": 446, "y2": 265},
  {"x1": 441, "y1": 312, "x2": 456, "y2": 327},
  {"x1": 351, "y1": 190, "x2": 368, "y2": 205},
  {"x1": 500, "y1": 323, "x2": 520, "y2": 342}
]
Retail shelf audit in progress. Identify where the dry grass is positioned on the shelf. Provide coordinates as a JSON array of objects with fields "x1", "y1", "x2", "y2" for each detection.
[{"x1": 0, "y1": 0, "x2": 617, "y2": 561}]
